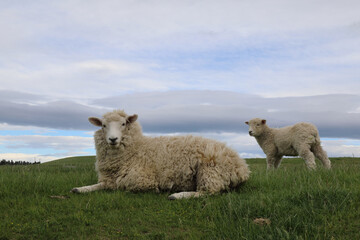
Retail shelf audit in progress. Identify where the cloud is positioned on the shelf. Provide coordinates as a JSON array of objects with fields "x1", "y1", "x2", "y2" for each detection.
[
  {"x1": 0, "y1": 135, "x2": 93, "y2": 151},
  {"x1": 93, "y1": 91, "x2": 360, "y2": 138},
  {"x1": 322, "y1": 138, "x2": 360, "y2": 157},
  {"x1": 1, "y1": 1, "x2": 360, "y2": 99},
  {"x1": 0, "y1": 134, "x2": 94, "y2": 163},
  {"x1": 2, "y1": 0, "x2": 360, "y2": 52},
  {"x1": 1, "y1": 90, "x2": 359, "y2": 139},
  {"x1": 0, "y1": 90, "x2": 46, "y2": 103},
  {"x1": 1, "y1": 2, "x2": 360, "y2": 104},
  {"x1": 21, "y1": 1, "x2": 360, "y2": 44},
  {"x1": 0, "y1": 59, "x2": 176, "y2": 99},
  {"x1": 0, "y1": 90, "x2": 102, "y2": 130}
]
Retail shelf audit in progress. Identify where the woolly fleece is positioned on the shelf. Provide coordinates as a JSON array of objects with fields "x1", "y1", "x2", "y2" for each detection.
[{"x1": 75, "y1": 110, "x2": 250, "y2": 198}]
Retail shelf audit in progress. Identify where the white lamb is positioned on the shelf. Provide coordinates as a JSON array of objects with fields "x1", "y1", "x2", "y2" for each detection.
[
  {"x1": 71, "y1": 110, "x2": 250, "y2": 199},
  {"x1": 245, "y1": 118, "x2": 331, "y2": 170}
]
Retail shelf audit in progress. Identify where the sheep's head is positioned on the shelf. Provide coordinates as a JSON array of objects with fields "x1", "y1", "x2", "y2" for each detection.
[
  {"x1": 245, "y1": 118, "x2": 267, "y2": 137},
  {"x1": 89, "y1": 111, "x2": 138, "y2": 148}
]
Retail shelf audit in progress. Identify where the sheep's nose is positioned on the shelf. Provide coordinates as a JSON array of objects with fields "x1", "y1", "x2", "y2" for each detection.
[
  {"x1": 109, "y1": 137, "x2": 118, "y2": 143},
  {"x1": 248, "y1": 131, "x2": 253, "y2": 136}
]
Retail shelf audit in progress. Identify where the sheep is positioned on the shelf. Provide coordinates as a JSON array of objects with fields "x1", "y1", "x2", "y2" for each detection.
[
  {"x1": 245, "y1": 118, "x2": 331, "y2": 170},
  {"x1": 71, "y1": 110, "x2": 250, "y2": 199}
]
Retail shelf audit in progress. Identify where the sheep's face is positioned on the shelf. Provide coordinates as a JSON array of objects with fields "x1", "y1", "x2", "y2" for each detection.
[
  {"x1": 245, "y1": 118, "x2": 266, "y2": 137},
  {"x1": 89, "y1": 114, "x2": 138, "y2": 147}
]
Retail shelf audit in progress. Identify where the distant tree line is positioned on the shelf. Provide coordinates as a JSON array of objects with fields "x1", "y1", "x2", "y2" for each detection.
[{"x1": 0, "y1": 159, "x2": 41, "y2": 166}]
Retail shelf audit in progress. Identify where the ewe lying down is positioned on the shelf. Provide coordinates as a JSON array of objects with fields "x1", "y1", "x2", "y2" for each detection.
[
  {"x1": 246, "y1": 118, "x2": 331, "y2": 170},
  {"x1": 71, "y1": 110, "x2": 250, "y2": 199}
]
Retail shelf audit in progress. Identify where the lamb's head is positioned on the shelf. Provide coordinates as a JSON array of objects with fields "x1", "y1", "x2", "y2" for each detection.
[
  {"x1": 245, "y1": 118, "x2": 267, "y2": 137},
  {"x1": 89, "y1": 110, "x2": 138, "y2": 147}
]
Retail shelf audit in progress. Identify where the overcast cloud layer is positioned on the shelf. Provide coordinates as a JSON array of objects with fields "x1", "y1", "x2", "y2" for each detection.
[
  {"x1": 1, "y1": 1, "x2": 360, "y2": 162},
  {"x1": 1, "y1": 0, "x2": 360, "y2": 98},
  {"x1": 1, "y1": 90, "x2": 360, "y2": 139}
]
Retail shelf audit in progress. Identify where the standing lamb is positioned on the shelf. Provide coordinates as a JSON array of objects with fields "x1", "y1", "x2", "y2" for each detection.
[
  {"x1": 245, "y1": 118, "x2": 331, "y2": 170},
  {"x1": 71, "y1": 110, "x2": 250, "y2": 199}
]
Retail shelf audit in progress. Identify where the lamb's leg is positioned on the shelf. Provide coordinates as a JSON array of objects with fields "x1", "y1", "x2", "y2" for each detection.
[
  {"x1": 312, "y1": 143, "x2": 331, "y2": 169},
  {"x1": 71, "y1": 182, "x2": 105, "y2": 193},
  {"x1": 168, "y1": 191, "x2": 204, "y2": 200},
  {"x1": 273, "y1": 155, "x2": 283, "y2": 169},
  {"x1": 266, "y1": 155, "x2": 277, "y2": 170},
  {"x1": 298, "y1": 146, "x2": 316, "y2": 170}
]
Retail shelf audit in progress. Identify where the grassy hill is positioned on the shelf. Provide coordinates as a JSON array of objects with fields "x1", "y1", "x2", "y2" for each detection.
[{"x1": 1, "y1": 157, "x2": 359, "y2": 239}]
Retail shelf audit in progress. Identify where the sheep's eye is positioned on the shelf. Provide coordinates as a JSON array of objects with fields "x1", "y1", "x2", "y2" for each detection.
[
  {"x1": 103, "y1": 124, "x2": 106, "y2": 128},
  {"x1": 256, "y1": 124, "x2": 260, "y2": 127},
  {"x1": 122, "y1": 123, "x2": 126, "y2": 126}
]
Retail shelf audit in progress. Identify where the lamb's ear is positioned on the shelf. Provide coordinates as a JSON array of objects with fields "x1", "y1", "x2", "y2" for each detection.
[
  {"x1": 126, "y1": 114, "x2": 138, "y2": 124},
  {"x1": 245, "y1": 121, "x2": 249, "y2": 125},
  {"x1": 89, "y1": 117, "x2": 102, "y2": 127},
  {"x1": 261, "y1": 119, "x2": 267, "y2": 125}
]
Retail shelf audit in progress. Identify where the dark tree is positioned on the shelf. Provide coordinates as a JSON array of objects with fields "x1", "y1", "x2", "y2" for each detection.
[{"x1": 0, "y1": 159, "x2": 41, "y2": 166}]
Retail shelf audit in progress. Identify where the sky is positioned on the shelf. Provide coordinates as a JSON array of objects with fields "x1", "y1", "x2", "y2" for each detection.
[{"x1": 1, "y1": 0, "x2": 360, "y2": 162}]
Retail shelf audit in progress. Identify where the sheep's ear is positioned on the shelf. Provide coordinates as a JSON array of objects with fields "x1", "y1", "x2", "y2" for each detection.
[
  {"x1": 126, "y1": 114, "x2": 138, "y2": 124},
  {"x1": 261, "y1": 119, "x2": 267, "y2": 124},
  {"x1": 89, "y1": 117, "x2": 102, "y2": 127},
  {"x1": 245, "y1": 121, "x2": 249, "y2": 125}
]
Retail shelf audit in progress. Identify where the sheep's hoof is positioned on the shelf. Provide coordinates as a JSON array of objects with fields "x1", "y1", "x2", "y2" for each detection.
[{"x1": 70, "y1": 188, "x2": 80, "y2": 193}]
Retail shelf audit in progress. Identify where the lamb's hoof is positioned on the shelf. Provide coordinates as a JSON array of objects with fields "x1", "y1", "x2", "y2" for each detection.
[
  {"x1": 168, "y1": 194, "x2": 177, "y2": 200},
  {"x1": 70, "y1": 188, "x2": 80, "y2": 193}
]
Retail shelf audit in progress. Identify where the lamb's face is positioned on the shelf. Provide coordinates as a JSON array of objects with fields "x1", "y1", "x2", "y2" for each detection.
[
  {"x1": 245, "y1": 118, "x2": 266, "y2": 137},
  {"x1": 89, "y1": 114, "x2": 138, "y2": 147}
]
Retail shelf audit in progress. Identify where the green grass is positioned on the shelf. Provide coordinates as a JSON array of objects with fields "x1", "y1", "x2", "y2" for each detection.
[{"x1": 1, "y1": 157, "x2": 359, "y2": 239}]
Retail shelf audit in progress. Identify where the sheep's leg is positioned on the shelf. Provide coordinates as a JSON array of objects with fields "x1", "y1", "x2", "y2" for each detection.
[
  {"x1": 168, "y1": 191, "x2": 204, "y2": 200},
  {"x1": 71, "y1": 182, "x2": 105, "y2": 193},
  {"x1": 312, "y1": 143, "x2": 331, "y2": 169},
  {"x1": 298, "y1": 147, "x2": 316, "y2": 170}
]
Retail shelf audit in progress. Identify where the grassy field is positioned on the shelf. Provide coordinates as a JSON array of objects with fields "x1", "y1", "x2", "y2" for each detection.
[{"x1": 1, "y1": 156, "x2": 359, "y2": 239}]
